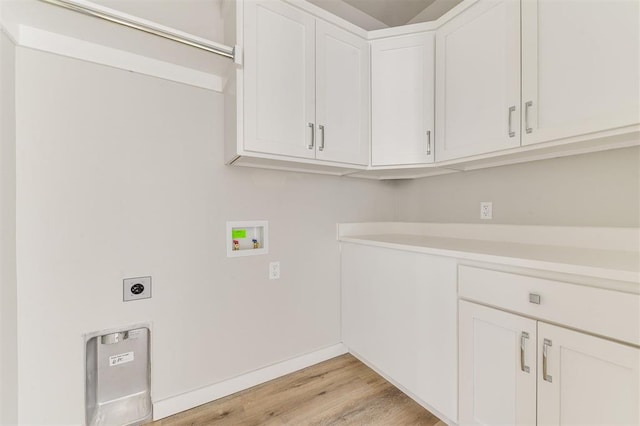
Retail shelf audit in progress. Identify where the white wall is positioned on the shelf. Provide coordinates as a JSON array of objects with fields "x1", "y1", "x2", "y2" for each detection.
[
  {"x1": 0, "y1": 29, "x2": 18, "y2": 426},
  {"x1": 13, "y1": 47, "x2": 397, "y2": 424},
  {"x1": 396, "y1": 147, "x2": 640, "y2": 227},
  {"x1": 90, "y1": 0, "x2": 225, "y2": 41}
]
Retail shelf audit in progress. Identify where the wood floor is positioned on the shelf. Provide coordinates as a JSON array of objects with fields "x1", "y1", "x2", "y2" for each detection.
[{"x1": 152, "y1": 354, "x2": 445, "y2": 426}]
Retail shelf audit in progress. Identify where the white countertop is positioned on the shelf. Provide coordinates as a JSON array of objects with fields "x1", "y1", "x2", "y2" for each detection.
[{"x1": 338, "y1": 223, "x2": 640, "y2": 283}]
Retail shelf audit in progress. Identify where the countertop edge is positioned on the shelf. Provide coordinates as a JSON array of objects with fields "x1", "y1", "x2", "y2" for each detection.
[{"x1": 339, "y1": 236, "x2": 640, "y2": 284}]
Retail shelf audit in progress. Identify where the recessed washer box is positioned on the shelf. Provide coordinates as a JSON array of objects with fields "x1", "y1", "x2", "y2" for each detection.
[
  {"x1": 226, "y1": 220, "x2": 268, "y2": 257},
  {"x1": 85, "y1": 324, "x2": 152, "y2": 426}
]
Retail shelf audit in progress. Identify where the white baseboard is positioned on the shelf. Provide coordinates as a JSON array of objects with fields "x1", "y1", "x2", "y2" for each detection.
[{"x1": 152, "y1": 343, "x2": 348, "y2": 420}]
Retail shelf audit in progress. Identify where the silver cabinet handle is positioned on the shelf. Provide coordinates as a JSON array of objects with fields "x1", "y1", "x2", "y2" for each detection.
[
  {"x1": 543, "y1": 338, "x2": 553, "y2": 382},
  {"x1": 520, "y1": 332, "x2": 530, "y2": 373},
  {"x1": 318, "y1": 125, "x2": 325, "y2": 151},
  {"x1": 529, "y1": 293, "x2": 541, "y2": 304},
  {"x1": 525, "y1": 101, "x2": 533, "y2": 134},
  {"x1": 307, "y1": 122, "x2": 315, "y2": 150},
  {"x1": 508, "y1": 106, "x2": 516, "y2": 137},
  {"x1": 426, "y1": 130, "x2": 432, "y2": 155}
]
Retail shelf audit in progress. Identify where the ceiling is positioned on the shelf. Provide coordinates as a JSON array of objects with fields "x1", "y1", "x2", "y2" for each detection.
[
  {"x1": 308, "y1": 0, "x2": 463, "y2": 30},
  {"x1": 343, "y1": 0, "x2": 436, "y2": 27},
  {"x1": 74, "y1": 0, "x2": 463, "y2": 38}
]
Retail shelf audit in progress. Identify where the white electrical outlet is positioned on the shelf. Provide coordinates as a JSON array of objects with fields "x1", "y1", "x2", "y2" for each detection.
[
  {"x1": 480, "y1": 202, "x2": 493, "y2": 220},
  {"x1": 269, "y1": 262, "x2": 280, "y2": 280}
]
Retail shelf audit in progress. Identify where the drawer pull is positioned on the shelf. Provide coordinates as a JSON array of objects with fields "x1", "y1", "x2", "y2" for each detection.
[
  {"x1": 520, "y1": 332, "x2": 530, "y2": 373},
  {"x1": 543, "y1": 338, "x2": 553, "y2": 383},
  {"x1": 529, "y1": 293, "x2": 541, "y2": 304}
]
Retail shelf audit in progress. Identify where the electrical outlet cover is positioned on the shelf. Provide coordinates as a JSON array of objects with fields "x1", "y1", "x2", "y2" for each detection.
[
  {"x1": 123, "y1": 276, "x2": 152, "y2": 301},
  {"x1": 269, "y1": 262, "x2": 280, "y2": 280},
  {"x1": 480, "y1": 202, "x2": 493, "y2": 220}
]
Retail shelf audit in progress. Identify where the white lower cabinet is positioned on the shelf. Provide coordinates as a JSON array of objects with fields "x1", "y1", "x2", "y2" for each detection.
[
  {"x1": 459, "y1": 301, "x2": 537, "y2": 425},
  {"x1": 459, "y1": 266, "x2": 640, "y2": 426},
  {"x1": 537, "y1": 322, "x2": 640, "y2": 426},
  {"x1": 341, "y1": 243, "x2": 458, "y2": 422}
]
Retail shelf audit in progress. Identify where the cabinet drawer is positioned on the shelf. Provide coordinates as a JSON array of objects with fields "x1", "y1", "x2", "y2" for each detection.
[{"x1": 458, "y1": 265, "x2": 640, "y2": 346}]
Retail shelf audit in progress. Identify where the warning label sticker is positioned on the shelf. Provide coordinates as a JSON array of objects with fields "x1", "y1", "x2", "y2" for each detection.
[{"x1": 109, "y1": 351, "x2": 135, "y2": 367}]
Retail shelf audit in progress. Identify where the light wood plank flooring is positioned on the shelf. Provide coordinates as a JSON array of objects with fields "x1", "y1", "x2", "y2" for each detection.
[{"x1": 152, "y1": 354, "x2": 445, "y2": 426}]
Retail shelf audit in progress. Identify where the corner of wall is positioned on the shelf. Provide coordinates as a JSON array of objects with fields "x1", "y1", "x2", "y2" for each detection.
[
  {"x1": 389, "y1": 178, "x2": 412, "y2": 222},
  {"x1": 0, "y1": 28, "x2": 18, "y2": 426}
]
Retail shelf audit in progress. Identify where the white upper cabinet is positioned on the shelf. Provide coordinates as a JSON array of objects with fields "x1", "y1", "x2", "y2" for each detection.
[
  {"x1": 521, "y1": 0, "x2": 640, "y2": 145},
  {"x1": 435, "y1": 0, "x2": 640, "y2": 163},
  {"x1": 244, "y1": 0, "x2": 316, "y2": 159},
  {"x1": 231, "y1": 0, "x2": 640, "y2": 178},
  {"x1": 435, "y1": 0, "x2": 521, "y2": 161},
  {"x1": 316, "y1": 20, "x2": 370, "y2": 165},
  {"x1": 242, "y1": 0, "x2": 369, "y2": 166},
  {"x1": 371, "y1": 33, "x2": 435, "y2": 166}
]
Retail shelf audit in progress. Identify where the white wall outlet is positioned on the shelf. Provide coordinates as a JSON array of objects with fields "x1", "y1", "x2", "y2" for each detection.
[
  {"x1": 269, "y1": 262, "x2": 280, "y2": 280},
  {"x1": 480, "y1": 202, "x2": 493, "y2": 220},
  {"x1": 123, "y1": 276, "x2": 152, "y2": 301}
]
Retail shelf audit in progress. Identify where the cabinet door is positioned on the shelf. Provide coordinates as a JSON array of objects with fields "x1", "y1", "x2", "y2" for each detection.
[
  {"x1": 521, "y1": 0, "x2": 640, "y2": 146},
  {"x1": 341, "y1": 243, "x2": 458, "y2": 422},
  {"x1": 315, "y1": 20, "x2": 369, "y2": 165},
  {"x1": 244, "y1": 0, "x2": 316, "y2": 159},
  {"x1": 459, "y1": 301, "x2": 537, "y2": 426},
  {"x1": 371, "y1": 33, "x2": 434, "y2": 166},
  {"x1": 435, "y1": 0, "x2": 521, "y2": 161},
  {"x1": 537, "y1": 322, "x2": 640, "y2": 426}
]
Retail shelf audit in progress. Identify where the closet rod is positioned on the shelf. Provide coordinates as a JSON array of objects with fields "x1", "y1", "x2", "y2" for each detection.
[{"x1": 38, "y1": 0, "x2": 235, "y2": 60}]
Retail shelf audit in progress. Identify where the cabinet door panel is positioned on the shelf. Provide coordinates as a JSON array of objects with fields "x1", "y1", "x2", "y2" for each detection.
[
  {"x1": 244, "y1": 0, "x2": 315, "y2": 159},
  {"x1": 435, "y1": 0, "x2": 521, "y2": 161},
  {"x1": 459, "y1": 301, "x2": 537, "y2": 426},
  {"x1": 316, "y1": 21, "x2": 369, "y2": 165},
  {"x1": 371, "y1": 33, "x2": 434, "y2": 166},
  {"x1": 537, "y1": 322, "x2": 640, "y2": 426},
  {"x1": 341, "y1": 243, "x2": 458, "y2": 422},
  {"x1": 522, "y1": 0, "x2": 640, "y2": 146}
]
